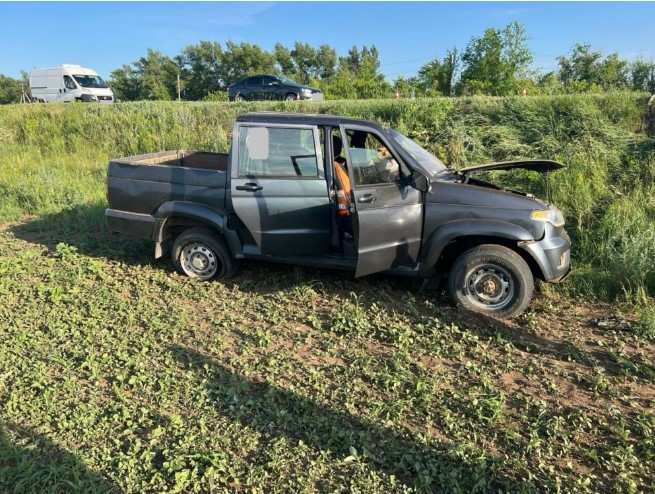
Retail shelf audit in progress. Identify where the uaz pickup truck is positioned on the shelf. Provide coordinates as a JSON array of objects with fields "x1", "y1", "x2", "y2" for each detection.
[{"x1": 106, "y1": 112, "x2": 570, "y2": 318}]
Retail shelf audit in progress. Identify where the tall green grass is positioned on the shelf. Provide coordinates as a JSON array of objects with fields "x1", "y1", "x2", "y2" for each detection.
[{"x1": 0, "y1": 93, "x2": 653, "y2": 300}]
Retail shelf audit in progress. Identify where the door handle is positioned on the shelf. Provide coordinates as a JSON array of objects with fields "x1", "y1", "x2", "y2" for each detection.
[
  {"x1": 358, "y1": 193, "x2": 376, "y2": 204},
  {"x1": 236, "y1": 182, "x2": 263, "y2": 192}
]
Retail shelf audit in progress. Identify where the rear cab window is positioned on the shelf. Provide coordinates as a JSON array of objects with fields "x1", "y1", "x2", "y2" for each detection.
[{"x1": 237, "y1": 125, "x2": 322, "y2": 178}]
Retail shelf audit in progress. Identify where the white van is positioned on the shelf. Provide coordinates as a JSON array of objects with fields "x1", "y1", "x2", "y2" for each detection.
[{"x1": 29, "y1": 65, "x2": 114, "y2": 103}]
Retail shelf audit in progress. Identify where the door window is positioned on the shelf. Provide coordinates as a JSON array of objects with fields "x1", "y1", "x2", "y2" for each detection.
[
  {"x1": 245, "y1": 76, "x2": 262, "y2": 86},
  {"x1": 346, "y1": 130, "x2": 403, "y2": 185},
  {"x1": 238, "y1": 126, "x2": 319, "y2": 177},
  {"x1": 261, "y1": 75, "x2": 277, "y2": 86},
  {"x1": 63, "y1": 75, "x2": 77, "y2": 90}
]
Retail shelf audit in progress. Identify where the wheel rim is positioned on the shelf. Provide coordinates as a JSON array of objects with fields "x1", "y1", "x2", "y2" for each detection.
[
  {"x1": 235, "y1": 94, "x2": 244, "y2": 102},
  {"x1": 179, "y1": 242, "x2": 220, "y2": 280},
  {"x1": 463, "y1": 263, "x2": 515, "y2": 311},
  {"x1": 286, "y1": 94, "x2": 296, "y2": 101}
]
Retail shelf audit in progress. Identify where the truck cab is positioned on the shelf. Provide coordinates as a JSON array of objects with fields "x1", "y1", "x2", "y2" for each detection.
[{"x1": 106, "y1": 112, "x2": 571, "y2": 318}]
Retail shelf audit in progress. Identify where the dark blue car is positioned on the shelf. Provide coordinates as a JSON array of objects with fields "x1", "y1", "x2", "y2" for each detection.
[{"x1": 228, "y1": 75, "x2": 323, "y2": 102}]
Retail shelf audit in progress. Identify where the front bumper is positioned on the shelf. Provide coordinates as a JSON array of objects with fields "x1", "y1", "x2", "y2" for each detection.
[
  {"x1": 301, "y1": 91, "x2": 324, "y2": 101},
  {"x1": 79, "y1": 94, "x2": 114, "y2": 103},
  {"x1": 519, "y1": 224, "x2": 571, "y2": 282}
]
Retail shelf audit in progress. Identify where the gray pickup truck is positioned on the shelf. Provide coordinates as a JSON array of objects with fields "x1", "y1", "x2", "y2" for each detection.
[{"x1": 106, "y1": 112, "x2": 570, "y2": 318}]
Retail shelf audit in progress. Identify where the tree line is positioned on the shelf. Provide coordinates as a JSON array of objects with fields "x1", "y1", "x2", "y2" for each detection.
[{"x1": 1, "y1": 22, "x2": 654, "y2": 104}]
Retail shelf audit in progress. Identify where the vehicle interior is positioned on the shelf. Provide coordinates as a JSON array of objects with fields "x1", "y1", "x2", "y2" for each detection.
[
  {"x1": 324, "y1": 126, "x2": 405, "y2": 258},
  {"x1": 327, "y1": 128, "x2": 355, "y2": 257}
]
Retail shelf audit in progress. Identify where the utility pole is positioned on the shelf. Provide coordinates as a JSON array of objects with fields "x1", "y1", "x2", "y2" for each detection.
[{"x1": 177, "y1": 72, "x2": 181, "y2": 101}]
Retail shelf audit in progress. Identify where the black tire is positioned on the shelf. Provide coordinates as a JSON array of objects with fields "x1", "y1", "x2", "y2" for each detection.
[
  {"x1": 447, "y1": 244, "x2": 534, "y2": 319},
  {"x1": 171, "y1": 228, "x2": 238, "y2": 281},
  {"x1": 234, "y1": 93, "x2": 245, "y2": 102},
  {"x1": 285, "y1": 93, "x2": 298, "y2": 101}
]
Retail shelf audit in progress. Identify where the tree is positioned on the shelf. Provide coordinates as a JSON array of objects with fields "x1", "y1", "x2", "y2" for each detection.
[
  {"x1": 315, "y1": 45, "x2": 337, "y2": 80},
  {"x1": 180, "y1": 41, "x2": 223, "y2": 100},
  {"x1": 317, "y1": 45, "x2": 390, "y2": 100},
  {"x1": 630, "y1": 60, "x2": 655, "y2": 93},
  {"x1": 290, "y1": 42, "x2": 318, "y2": 83},
  {"x1": 219, "y1": 42, "x2": 275, "y2": 86},
  {"x1": 347, "y1": 46, "x2": 391, "y2": 99},
  {"x1": 0, "y1": 74, "x2": 23, "y2": 104},
  {"x1": 137, "y1": 49, "x2": 179, "y2": 100},
  {"x1": 417, "y1": 48, "x2": 459, "y2": 96},
  {"x1": 109, "y1": 64, "x2": 142, "y2": 101},
  {"x1": 459, "y1": 22, "x2": 533, "y2": 95},
  {"x1": 109, "y1": 49, "x2": 179, "y2": 101},
  {"x1": 392, "y1": 76, "x2": 419, "y2": 98},
  {"x1": 342, "y1": 46, "x2": 362, "y2": 74},
  {"x1": 558, "y1": 44, "x2": 602, "y2": 88},
  {"x1": 557, "y1": 44, "x2": 629, "y2": 90},
  {"x1": 274, "y1": 43, "x2": 295, "y2": 77}
]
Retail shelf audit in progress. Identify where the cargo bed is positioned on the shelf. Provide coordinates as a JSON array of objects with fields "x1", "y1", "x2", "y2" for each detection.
[{"x1": 106, "y1": 150, "x2": 229, "y2": 222}]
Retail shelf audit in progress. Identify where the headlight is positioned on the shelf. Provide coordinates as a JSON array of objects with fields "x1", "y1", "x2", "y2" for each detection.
[
  {"x1": 531, "y1": 208, "x2": 565, "y2": 227},
  {"x1": 302, "y1": 88, "x2": 312, "y2": 95}
]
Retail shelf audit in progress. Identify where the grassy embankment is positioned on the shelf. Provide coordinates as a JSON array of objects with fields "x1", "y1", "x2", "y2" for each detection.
[
  {"x1": 0, "y1": 95, "x2": 653, "y2": 492},
  {"x1": 1, "y1": 94, "x2": 654, "y2": 303}
]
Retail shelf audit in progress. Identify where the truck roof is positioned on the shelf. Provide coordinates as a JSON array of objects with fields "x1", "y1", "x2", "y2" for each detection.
[
  {"x1": 237, "y1": 112, "x2": 384, "y2": 130},
  {"x1": 31, "y1": 64, "x2": 99, "y2": 76}
]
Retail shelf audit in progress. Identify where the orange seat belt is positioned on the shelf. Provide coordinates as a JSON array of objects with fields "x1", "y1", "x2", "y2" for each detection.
[{"x1": 334, "y1": 161, "x2": 352, "y2": 216}]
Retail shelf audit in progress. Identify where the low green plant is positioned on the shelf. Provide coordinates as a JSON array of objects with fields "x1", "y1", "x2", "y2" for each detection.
[{"x1": 636, "y1": 305, "x2": 655, "y2": 340}]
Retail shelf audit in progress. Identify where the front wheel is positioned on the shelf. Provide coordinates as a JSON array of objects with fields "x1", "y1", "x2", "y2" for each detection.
[
  {"x1": 447, "y1": 244, "x2": 534, "y2": 319},
  {"x1": 172, "y1": 228, "x2": 238, "y2": 281},
  {"x1": 285, "y1": 93, "x2": 298, "y2": 101}
]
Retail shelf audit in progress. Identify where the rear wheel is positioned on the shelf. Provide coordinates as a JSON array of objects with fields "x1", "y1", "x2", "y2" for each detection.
[
  {"x1": 447, "y1": 244, "x2": 534, "y2": 319},
  {"x1": 172, "y1": 228, "x2": 238, "y2": 280},
  {"x1": 234, "y1": 93, "x2": 245, "y2": 102}
]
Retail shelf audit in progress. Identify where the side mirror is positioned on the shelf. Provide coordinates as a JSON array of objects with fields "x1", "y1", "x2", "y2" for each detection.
[{"x1": 410, "y1": 173, "x2": 430, "y2": 193}]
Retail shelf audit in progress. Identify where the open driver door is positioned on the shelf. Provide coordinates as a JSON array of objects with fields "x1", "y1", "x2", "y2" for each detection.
[{"x1": 339, "y1": 124, "x2": 424, "y2": 277}]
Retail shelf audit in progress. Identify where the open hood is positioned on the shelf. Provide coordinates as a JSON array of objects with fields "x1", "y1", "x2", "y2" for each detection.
[{"x1": 459, "y1": 159, "x2": 565, "y2": 176}]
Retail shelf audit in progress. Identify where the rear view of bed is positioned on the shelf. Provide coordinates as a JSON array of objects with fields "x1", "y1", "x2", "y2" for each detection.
[{"x1": 106, "y1": 150, "x2": 229, "y2": 218}]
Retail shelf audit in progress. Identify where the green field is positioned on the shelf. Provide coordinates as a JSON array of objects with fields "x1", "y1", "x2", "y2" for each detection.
[{"x1": 0, "y1": 95, "x2": 654, "y2": 492}]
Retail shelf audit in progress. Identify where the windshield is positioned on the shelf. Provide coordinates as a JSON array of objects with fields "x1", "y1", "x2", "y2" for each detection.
[
  {"x1": 387, "y1": 129, "x2": 447, "y2": 176},
  {"x1": 73, "y1": 75, "x2": 108, "y2": 88}
]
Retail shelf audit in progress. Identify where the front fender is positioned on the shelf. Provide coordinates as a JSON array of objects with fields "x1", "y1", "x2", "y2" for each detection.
[
  {"x1": 153, "y1": 201, "x2": 226, "y2": 242},
  {"x1": 421, "y1": 219, "x2": 534, "y2": 273}
]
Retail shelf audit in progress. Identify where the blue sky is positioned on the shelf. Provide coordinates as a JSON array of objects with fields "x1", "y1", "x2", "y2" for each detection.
[{"x1": 1, "y1": 2, "x2": 654, "y2": 80}]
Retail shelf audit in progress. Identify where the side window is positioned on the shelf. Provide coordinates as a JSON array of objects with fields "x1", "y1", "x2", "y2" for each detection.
[
  {"x1": 63, "y1": 75, "x2": 77, "y2": 90},
  {"x1": 238, "y1": 126, "x2": 319, "y2": 177},
  {"x1": 346, "y1": 130, "x2": 402, "y2": 185},
  {"x1": 261, "y1": 76, "x2": 277, "y2": 86},
  {"x1": 246, "y1": 76, "x2": 261, "y2": 86}
]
